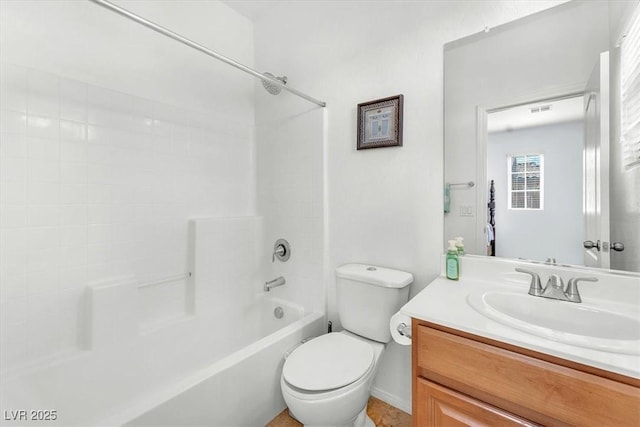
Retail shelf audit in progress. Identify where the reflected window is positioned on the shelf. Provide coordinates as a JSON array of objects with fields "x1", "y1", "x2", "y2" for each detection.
[
  {"x1": 621, "y1": 4, "x2": 640, "y2": 169},
  {"x1": 508, "y1": 154, "x2": 543, "y2": 210}
]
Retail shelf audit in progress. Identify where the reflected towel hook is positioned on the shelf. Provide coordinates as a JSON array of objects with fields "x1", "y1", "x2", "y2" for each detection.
[
  {"x1": 444, "y1": 181, "x2": 474, "y2": 213},
  {"x1": 448, "y1": 181, "x2": 475, "y2": 188}
]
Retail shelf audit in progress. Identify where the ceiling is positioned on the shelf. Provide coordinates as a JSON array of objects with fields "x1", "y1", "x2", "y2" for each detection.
[
  {"x1": 488, "y1": 95, "x2": 584, "y2": 133},
  {"x1": 221, "y1": 0, "x2": 274, "y2": 22}
]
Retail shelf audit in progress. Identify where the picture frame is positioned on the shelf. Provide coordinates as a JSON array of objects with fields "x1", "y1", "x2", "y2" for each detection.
[{"x1": 357, "y1": 94, "x2": 403, "y2": 150}]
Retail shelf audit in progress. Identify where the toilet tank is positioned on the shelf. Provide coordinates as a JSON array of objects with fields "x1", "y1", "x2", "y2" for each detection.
[{"x1": 335, "y1": 264, "x2": 413, "y2": 343}]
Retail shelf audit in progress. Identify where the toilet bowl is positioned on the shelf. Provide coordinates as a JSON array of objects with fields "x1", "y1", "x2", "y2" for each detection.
[
  {"x1": 281, "y1": 331, "x2": 385, "y2": 427},
  {"x1": 280, "y1": 264, "x2": 413, "y2": 427}
]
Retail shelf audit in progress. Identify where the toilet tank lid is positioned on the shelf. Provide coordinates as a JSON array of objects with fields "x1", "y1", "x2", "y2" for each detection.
[{"x1": 335, "y1": 264, "x2": 413, "y2": 288}]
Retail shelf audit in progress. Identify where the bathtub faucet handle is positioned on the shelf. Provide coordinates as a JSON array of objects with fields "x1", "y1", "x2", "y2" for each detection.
[
  {"x1": 272, "y1": 245, "x2": 286, "y2": 262},
  {"x1": 272, "y1": 239, "x2": 291, "y2": 263}
]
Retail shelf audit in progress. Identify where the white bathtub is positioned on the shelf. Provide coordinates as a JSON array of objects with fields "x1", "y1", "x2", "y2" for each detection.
[
  {"x1": 0, "y1": 296, "x2": 325, "y2": 427},
  {"x1": 122, "y1": 300, "x2": 325, "y2": 427}
]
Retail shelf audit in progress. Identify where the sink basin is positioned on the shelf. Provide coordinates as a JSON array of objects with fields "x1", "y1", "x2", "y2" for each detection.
[{"x1": 467, "y1": 290, "x2": 640, "y2": 355}]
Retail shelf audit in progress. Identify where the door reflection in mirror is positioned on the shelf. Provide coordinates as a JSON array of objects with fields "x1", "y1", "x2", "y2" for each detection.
[{"x1": 487, "y1": 96, "x2": 583, "y2": 265}]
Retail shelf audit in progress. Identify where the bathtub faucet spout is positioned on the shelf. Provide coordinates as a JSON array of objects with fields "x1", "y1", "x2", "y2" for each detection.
[{"x1": 264, "y1": 276, "x2": 286, "y2": 292}]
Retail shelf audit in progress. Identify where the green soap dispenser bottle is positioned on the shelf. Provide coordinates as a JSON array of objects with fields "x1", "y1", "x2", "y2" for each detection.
[{"x1": 446, "y1": 240, "x2": 459, "y2": 280}]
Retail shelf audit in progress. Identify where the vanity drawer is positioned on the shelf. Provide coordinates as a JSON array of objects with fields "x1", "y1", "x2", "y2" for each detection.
[
  {"x1": 415, "y1": 377, "x2": 538, "y2": 426},
  {"x1": 415, "y1": 325, "x2": 640, "y2": 426}
]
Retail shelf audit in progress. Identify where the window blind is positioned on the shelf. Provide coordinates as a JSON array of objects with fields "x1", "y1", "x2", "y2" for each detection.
[{"x1": 621, "y1": 4, "x2": 640, "y2": 169}]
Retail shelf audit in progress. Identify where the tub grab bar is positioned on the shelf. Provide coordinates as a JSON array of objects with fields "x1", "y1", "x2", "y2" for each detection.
[{"x1": 138, "y1": 272, "x2": 192, "y2": 289}]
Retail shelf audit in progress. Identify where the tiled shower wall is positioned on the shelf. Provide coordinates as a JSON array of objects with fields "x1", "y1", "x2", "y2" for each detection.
[
  {"x1": 0, "y1": 63, "x2": 253, "y2": 372},
  {"x1": 256, "y1": 107, "x2": 324, "y2": 315}
]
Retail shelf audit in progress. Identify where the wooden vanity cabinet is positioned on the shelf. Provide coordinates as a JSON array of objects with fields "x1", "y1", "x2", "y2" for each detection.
[{"x1": 412, "y1": 320, "x2": 640, "y2": 427}]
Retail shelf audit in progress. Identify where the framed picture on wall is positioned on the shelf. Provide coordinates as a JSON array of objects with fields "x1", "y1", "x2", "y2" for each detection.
[{"x1": 357, "y1": 94, "x2": 404, "y2": 150}]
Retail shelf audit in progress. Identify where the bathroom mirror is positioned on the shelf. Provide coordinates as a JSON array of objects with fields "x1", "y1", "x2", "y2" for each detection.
[{"x1": 444, "y1": 0, "x2": 640, "y2": 273}]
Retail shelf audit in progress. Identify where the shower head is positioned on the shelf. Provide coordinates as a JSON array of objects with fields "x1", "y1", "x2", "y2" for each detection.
[{"x1": 261, "y1": 72, "x2": 287, "y2": 95}]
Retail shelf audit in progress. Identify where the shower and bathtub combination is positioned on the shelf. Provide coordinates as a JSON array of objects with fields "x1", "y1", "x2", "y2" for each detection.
[
  {"x1": 2, "y1": 216, "x2": 325, "y2": 426},
  {"x1": 0, "y1": 0, "x2": 326, "y2": 425}
]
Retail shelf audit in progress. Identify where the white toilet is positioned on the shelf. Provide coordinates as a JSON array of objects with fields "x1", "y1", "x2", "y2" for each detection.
[{"x1": 280, "y1": 263, "x2": 413, "y2": 427}]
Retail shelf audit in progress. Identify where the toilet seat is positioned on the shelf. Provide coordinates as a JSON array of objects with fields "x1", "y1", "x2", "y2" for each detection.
[{"x1": 283, "y1": 333, "x2": 375, "y2": 392}]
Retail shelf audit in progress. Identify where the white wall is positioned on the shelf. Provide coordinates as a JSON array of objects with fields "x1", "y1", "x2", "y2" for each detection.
[
  {"x1": 488, "y1": 121, "x2": 584, "y2": 264},
  {"x1": 0, "y1": 1, "x2": 255, "y2": 372},
  {"x1": 444, "y1": 1, "x2": 610, "y2": 256},
  {"x1": 253, "y1": 0, "x2": 564, "y2": 413}
]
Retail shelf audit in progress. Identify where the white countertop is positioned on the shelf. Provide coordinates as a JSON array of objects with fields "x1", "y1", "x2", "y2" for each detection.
[{"x1": 400, "y1": 256, "x2": 640, "y2": 379}]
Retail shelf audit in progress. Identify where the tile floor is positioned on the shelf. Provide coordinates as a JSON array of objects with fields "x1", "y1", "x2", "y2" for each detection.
[{"x1": 265, "y1": 397, "x2": 411, "y2": 427}]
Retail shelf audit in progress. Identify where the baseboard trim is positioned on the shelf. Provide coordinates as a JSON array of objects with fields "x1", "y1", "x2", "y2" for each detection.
[{"x1": 370, "y1": 386, "x2": 412, "y2": 415}]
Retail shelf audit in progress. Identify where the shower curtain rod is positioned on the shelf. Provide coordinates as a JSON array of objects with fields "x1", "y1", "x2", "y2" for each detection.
[{"x1": 87, "y1": 0, "x2": 327, "y2": 107}]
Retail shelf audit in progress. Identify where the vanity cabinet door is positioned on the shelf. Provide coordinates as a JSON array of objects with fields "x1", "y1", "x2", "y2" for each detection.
[
  {"x1": 414, "y1": 324, "x2": 640, "y2": 426},
  {"x1": 415, "y1": 377, "x2": 537, "y2": 427}
]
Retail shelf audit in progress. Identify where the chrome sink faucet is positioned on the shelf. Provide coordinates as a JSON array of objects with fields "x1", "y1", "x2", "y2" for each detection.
[
  {"x1": 515, "y1": 268, "x2": 597, "y2": 303},
  {"x1": 516, "y1": 268, "x2": 543, "y2": 296},
  {"x1": 565, "y1": 276, "x2": 599, "y2": 303}
]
